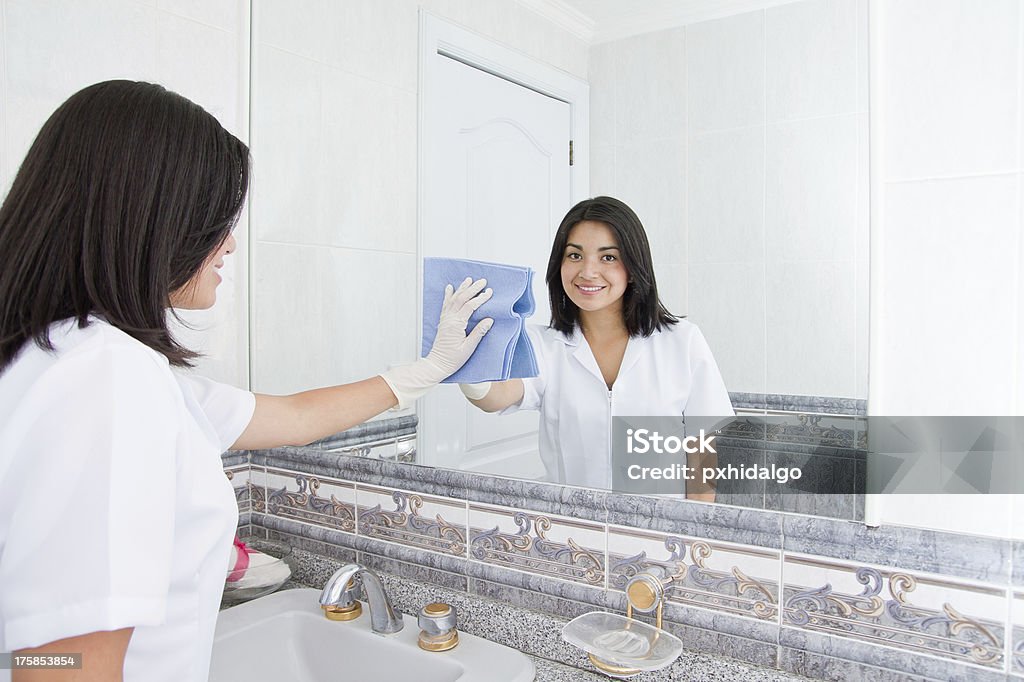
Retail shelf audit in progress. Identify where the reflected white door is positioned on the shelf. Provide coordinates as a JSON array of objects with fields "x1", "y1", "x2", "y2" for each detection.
[{"x1": 420, "y1": 53, "x2": 572, "y2": 476}]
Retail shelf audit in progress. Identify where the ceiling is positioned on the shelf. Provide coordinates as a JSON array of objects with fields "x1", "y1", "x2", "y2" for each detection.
[{"x1": 523, "y1": 0, "x2": 804, "y2": 44}]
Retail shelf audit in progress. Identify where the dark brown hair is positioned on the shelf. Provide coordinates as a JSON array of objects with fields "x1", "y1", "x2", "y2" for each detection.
[
  {"x1": 0, "y1": 80, "x2": 249, "y2": 371},
  {"x1": 547, "y1": 196, "x2": 678, "y2": 337}
]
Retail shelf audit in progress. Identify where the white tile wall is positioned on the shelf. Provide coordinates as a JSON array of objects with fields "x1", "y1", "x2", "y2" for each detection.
[
  {"x1": 251, "y1": 242, "x2": 417, "y2": 394},
  {"x1": 614, "y1": 27, "x2": 686, "y2": 145},
  {"x1": 880, "y1": 175, "x2": 1018, "y2": 415},
  {"x1": 688, "y1": 127, "x2": 765, "y2": 265},
  {"x1": 765, "y1": 114, "x2": 857, "y2": 262},
  {"x1": 615, "y1": 138, "x2": 687, "y2": 265},
  {"x1": 688, "y1": 262, "x2": 767, "y2": 395},
  {"x1": 765, "y1": 0, "x2": 858, "y2": 122},
  {"x1": 591, "y1": 0, "x2": 867, "y2": 401},
  {"x1": 686, "y1": 10, "x2": 765, "y2": 135},
  {"x1": 882, "y1": 0, "x2": 1020, "y2": 180},
  {"x1": 1, "y1": 0, "x2": 250, "y2": 387},
  {"x1": 766, "y1": 260, "x2": 856, "y2": 397}
]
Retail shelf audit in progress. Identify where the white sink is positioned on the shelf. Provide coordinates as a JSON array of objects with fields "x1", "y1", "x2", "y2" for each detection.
[{"x1": 211, "y1": 588, "x2": 535, "y2": 682}]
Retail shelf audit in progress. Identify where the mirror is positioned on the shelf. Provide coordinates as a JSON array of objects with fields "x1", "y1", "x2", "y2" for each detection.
[{"x1": 247, "y1": 0, "x2": 868, "y2": 521}]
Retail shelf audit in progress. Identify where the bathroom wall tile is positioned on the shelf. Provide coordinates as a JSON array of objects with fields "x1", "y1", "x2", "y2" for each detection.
[
  {"x1": 5, "y1": 0, "x2": 159, "y2": 163},
  {"x1": 469, "y1": 577, "x2": 602, "y2": 623},
  {"x1": 783, "y1": 514, "x2": 1013, "y2": 584},
  {"x1": 250, "y1": 243, "x2": 417, "y2": 394},
  {"x1": 247, "y1": 465, "x2": 267, "y2": 514},
  {"x1": 855, "y1": 0, "x2": 868, "y2": 113},
  {"x1": 250, "y1": 45, "x2": 322, "y2": 241},
  {"x1": 263, "y1": 528, "x2": 359, "y2": 586},
  {"x1": 783, "y1": 554, "x2": 1006, "y2": 669},
  {"x1": 881, "y1": 176, "x2": 1018, "y2": 414},
  {"x1": 1015, "y1": 541, "x2": 1024, "y2": 585},
  {"x1": 1012, "y1": 591, "x2": 1024, "y2": 676},
  {"x1": 711, "y1": 444, "x2": 767, "y2": 510},
  {"x1": 688, "y1": 126, "x2": 765, "y2": 265},
  {"x1": 0, "y1": 2, "x2": 8, "y2": 192},
  {"x1": 605, "y1": 491, "x2": 783, "y2": 550},
  {"x1": 616, "y1": 138, "x2": 686, "y2": 265},
  {"x1": 356, "y1": 551, "x2": 469, "y2": 594},
  {"x1": 688, "y1": 262, "x2": 766, "y2": 396},
  {"x1": 318, "y1": 0, "x2": 417, "y2": 93},
  {"x1": 606, "y1": 525, "x2": 780, "y2": 622},
  {"x1": 686, "y1": 10, "x2": 765, "y2": 134},
  {"x1": 780, "y1": 629, "x2": 1007, "y2": 682},
  {"x1": 855, "y1": 111, "x2": 869, "y2": 400},
  {"x1": 156, "y1": 11, "x2": 241, "y2": 135},
  {"x1": 264, "y1": 466, "x2": 357, "y2": 533},
  {"x1": 316, "y1": 67, "x2": 417, "y2": 253},
  {"x1": 589, "y1": 144, "x2": 615, "y2": 196},
  {"x1": 157, "y1": 0, "x2": 239, "y2": 32},
  {"x1": 882, "y1": 0, "x2": 1019, "y2": 179},
  {"x1": 468, "y1": 504, "x2": 606, "y2": 587},
  {"x1": 765, "y1": 114, "x2": 857, "y2": 263},
  {"x1": 763, "y1": 451, "x2": 858, "y2": 520},
  {"x1": 765, "y1": 260, "x2": 856, "y2": 398},
  {"x1": 357, "y1": 485, "x2": 468, "y2": 558},
  {"x1": 588, "y1": 42, "x2": 617, "y2": 149},
  {"x1": 765, "y1": 0, "x2": 858, "y2": 122},
  {"x1": 653, "y1": 263, "x2": 687, "y2": 320},
  {"x1": 223, "y1": 464, "x2": 250, "y2": 514},
  {"x1": 253, "y1": 0, "x2": 323, "y2": 62},
  {"x1": 613, "y1": 26, "x2": 686, "y2": 145}
]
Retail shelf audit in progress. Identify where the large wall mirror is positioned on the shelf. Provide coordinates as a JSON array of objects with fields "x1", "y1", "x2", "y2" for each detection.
[{"x1": 248, "y1": 0, "x2": 868, "y2": 521}]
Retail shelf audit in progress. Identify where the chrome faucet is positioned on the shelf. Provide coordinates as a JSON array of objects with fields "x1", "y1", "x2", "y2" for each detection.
[{"x1": 319, "y1": 564, "x2": 404, "y2": 634}]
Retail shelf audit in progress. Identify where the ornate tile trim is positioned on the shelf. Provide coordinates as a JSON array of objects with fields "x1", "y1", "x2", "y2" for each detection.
[
  {"x1": 357, "y1": 485, "x2": 467, "y2": 558},
  {"x1": 264, "y1": 467, "x2": 356, "y2": 533},
  {"x1": 223, "y1": 464, "x2": 250, "y2": 513},
  {"x1": 783, "y1": 556, "x2": 1006, "y2": 670},
  {"x1": 1013, "y1": 591, "x2": 1024, "y2": 677},
  {"x1": 469, "y1": 505, "x2": 605, "y2": 587},
  {"x1": 607, "y1": 527, "x2": 780, "y2": 622}
]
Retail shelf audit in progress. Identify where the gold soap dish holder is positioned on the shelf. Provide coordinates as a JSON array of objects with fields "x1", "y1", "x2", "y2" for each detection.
[{"x1": 561, "y1": 571, "x2": 683, "y2": 679}]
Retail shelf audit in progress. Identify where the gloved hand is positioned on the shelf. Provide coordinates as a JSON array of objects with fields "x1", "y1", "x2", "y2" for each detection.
[
  {"x1": 459, "y1": 382, "x2": 492, "y2": 401},
  {"x1": 380, "y1": 277, "x2": 493, "y2": 409}
]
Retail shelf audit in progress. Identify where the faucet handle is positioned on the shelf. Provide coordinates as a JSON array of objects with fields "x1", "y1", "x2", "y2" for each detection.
[{"x1": 417, "y1": 602, "x2": 459, "y2": 651}]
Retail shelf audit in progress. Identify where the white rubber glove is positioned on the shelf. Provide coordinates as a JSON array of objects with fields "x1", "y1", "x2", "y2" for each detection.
[
  {"x1": 459, "y1": 382, "x2": 492, "y2": 401},
  {"x1": 380, "y1": 277, "x2": 493, "y2": 409}
]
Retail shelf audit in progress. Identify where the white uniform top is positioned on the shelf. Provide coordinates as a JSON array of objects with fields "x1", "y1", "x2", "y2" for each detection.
[
  {"x1": 0, "y1": 317, "x2": 255, "y2": 682},
  {"x1": 505, "y1": 321, "x2": 733, "y2": 489}
]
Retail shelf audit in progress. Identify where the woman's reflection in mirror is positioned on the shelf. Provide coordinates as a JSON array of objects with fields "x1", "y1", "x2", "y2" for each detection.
[{"x1": 460, "y1": 196, "x2": 732, "y2": 498}]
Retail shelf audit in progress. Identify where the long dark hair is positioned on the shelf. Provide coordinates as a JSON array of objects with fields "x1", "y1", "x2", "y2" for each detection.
[
  {"x1": 547, "y1": 196, "x2": 678, "y2": 337},
  {"x1": 0, "y1": 80, "x2": 250, "y2": 371}
]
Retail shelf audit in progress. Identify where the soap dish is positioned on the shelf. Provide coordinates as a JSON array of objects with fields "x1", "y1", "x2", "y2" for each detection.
[
  {"x1": 221, "y1": 539, "x2": 296, "y2": 606},
  {"x1": 562, "y1": 612, "x2": 683, "y2": 679}
]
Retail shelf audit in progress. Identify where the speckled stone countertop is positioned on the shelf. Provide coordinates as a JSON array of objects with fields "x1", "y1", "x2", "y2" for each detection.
[{"x1": 226, "y1": 541, "x2": 810, "y2": 682}]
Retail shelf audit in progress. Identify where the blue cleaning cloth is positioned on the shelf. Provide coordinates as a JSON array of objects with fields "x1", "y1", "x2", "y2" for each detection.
[{"x1": 422, "y1": 257, "x2": 539, "y2": 383}]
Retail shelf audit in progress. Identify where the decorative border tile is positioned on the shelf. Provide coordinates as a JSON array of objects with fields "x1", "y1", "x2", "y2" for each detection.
[
  {"x1": 223, "y1": 463, "x2": 250, "y2": 514},
  {"x1": 1013, "y1": 591, "x2": 1024, "y2": 677},
  {"x1": 356, "y1": 484, "x2": 467, "y2": 557},
  {"x1": 468, "y1": 504, "x2": 606, "y2": 587},
  {"x1": 730, "y1": 392, "x2": 867, "y2": 416},
  {"x1": 264, "y1": 466, "x2": 356, "y2": 533},
  {"x1": 607, "y1": 525, "x2": 780, "y2": 622},
  {"x1": 783, "y1": 554, "x2": 1006, "y2": 670}
]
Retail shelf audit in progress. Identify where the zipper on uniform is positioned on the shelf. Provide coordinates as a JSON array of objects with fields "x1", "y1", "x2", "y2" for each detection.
[{"x1": 606, "y1": 389, "x2": 613, "y2": 488}]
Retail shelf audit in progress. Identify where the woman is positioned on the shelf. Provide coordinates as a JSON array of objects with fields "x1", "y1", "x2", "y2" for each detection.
[
  {"x1": 0, "y1": 81, "x2": 491, "y2": 682},
  {"x1": 460, "y1": 196, "x2": 731, "y2": 495}
]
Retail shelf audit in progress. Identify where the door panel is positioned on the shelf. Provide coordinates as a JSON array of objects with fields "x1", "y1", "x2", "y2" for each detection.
[{"x1": 421, "y1": 53, "x2": 572, "y2": 477}]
